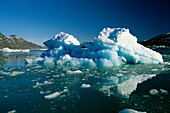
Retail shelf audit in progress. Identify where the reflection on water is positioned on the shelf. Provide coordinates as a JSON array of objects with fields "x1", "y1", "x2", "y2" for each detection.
[
  {"x1": 0, "y1": 50, "x2": 43, "y2": 67},
  {"x1": 99, "y1": 74, "x2": 157, "y2": 98}
]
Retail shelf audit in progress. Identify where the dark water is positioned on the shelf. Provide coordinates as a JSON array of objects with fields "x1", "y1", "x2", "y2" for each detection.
[{"x1": 0, "y1": 49, "x2": 170, "y2": 113}]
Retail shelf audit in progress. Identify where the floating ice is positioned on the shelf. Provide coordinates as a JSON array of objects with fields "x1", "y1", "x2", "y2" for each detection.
[
  {"x1": 99, "y1": 74, "x2": 157, "y2": 98},
  {"x1": 44, "y1": 92, "x2": 61, "y2": 99},
  {"x1": 7, "y1": 109, "x2": 16, "y2": 113},
  {"x1": 119, "y1": 108, "x2": 146, "y2": 113},
  {"x1": 44, "y1": 89, "x2": 68, "y2": 99},
  {"x1": 33, "y1": 80, "x2": 53, "y2": 88},
  {"x1": 67, "y1": 70, "x2": 82, "y2": 74},
  {"x1": 151, "y1": 69, "x2": 158, "y2": 71},
  {"x1": 1, "y1": 48, "x2": 30, "y2": 52},
  {"x1": 40, "y1": 90, "x2": 51, "y2": 94},
  {"x1": 115, "y1": 73, "x2": 124, "y2": 77},
  {"x1": 10, "y1": 71, "x2": 25, "y2": 76},
  {"x1": 26, "y1": 28, "x2": 163, "y2": 67},
  {"x1": 149, "y1": 89, "x2": 159, "y2": 95},
  {"x1": 81, "y1": 84, "x2": 91, "y2": 88},
  {"x1": 0, "y1": 71, "x2": 11, "y2": 75},
  {"x1": 160, "y1": 89, "x2": 168, "y2": 95}
]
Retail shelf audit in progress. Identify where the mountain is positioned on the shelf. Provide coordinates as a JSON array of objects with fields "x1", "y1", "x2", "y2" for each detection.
[
  {"x1": 0, "y1": 32, "x2": 45, "y2": 49},
  {"x1": 139, "y1": 32, "x2": 170, "y2": 48}
]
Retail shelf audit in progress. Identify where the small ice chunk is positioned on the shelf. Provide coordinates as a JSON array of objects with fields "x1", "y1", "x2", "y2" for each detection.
[
  {"x1": 119, "y1": 108, "x2": 146, "y2": 113},
  {"x1": 61, "y1": 89, "x2": 69, "y2": 93},
  {"x1": 8, "y1": 109, "x2": 16, "y2": 113},
  {"x1": 67, "y1": 70, "x2": 82, "y2": 74},
  {"x1": 44, "y1": 92, "x2": 61, "y2": 99},
  {"x1": 10, "y1": 71, "x2": 25, "y2": 76},
  {"x1": 160, "y1": 89, "x2": 168, "y2": 95},
  {"x1": 40, "y1": 90, "x2": 51, "y2": 94},
  {"x1": 115, "y1": 73, "x2": 123, "y2": 76},
  {"x1": 53, "y1": 75, "x2": 60, "y2": 77},
  {"x1": 33, "y1": 82, "x2": 43, "y2": 88},
  {"x1": 149, "y1": 89, "x2": 159, "y2": 95},
  {"x1": 151, "y1": 69, "x2": 158, "y2": 71},
  {"x1": 43, "y1": 81, "x2": 53, "y2": 85},
  {"x1": 81, "y1": 84, "x2": 91, "y2": 88},
  {"x1": 40, "y1": 91, "x2": 45, "y2": 94},
  {"x1": 0, "y1": 71, "x2": 11, "y2": 75}
]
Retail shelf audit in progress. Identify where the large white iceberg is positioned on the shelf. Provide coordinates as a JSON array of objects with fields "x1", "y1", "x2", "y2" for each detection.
[{"x1": 26, "y1": 28, "x2": 163, "y2": 67}]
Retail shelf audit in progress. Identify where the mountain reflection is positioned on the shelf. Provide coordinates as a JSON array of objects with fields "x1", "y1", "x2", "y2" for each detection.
[{"x1": 0, "y1": 52, "x2": 42, "y2": 66}]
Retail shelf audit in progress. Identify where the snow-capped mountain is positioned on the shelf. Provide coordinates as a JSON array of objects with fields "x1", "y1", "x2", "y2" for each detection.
[
  {"x1": 0, "y1": 32, "x2": 45, "y2": 49},
  {"x1": 139, "y1": 32, "x2": 170, "y2": 48}
]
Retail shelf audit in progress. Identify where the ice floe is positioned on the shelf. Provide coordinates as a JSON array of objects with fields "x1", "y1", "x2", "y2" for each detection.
[
  {"x1": 44, "y1": 92, "x2": 61, "y2": 99},
  {"x1": 149, "y1": 89, "x2": 159, "y2": 95},
  {"x1": 119, "y1": 108, "x2": 146, "y2": 113},
  {"x1": 0, "y1": 71, "x2": 11, "y2": 75},
  {"x1": 160, "y1": 89, "x2": 168, "y2": 95},
  {"x1": 66, "y1": 70, "x2": 82, "y2": 74},
  {"x1": 81, "y1": 84, "x2": 91, "y2": 88},
  {"x1": 0, "y1": 71, "x2": 25, "y2": 76},
  {"x1": 33, "y1": 81, "x2": 53, "y2": 88},
  {"x1": 40, "y1": 90, "x2": 51, "y2": 94},
  {"x1": 10, "y1": 71, "x2": 25, "y2": 76},
  {"x1": 7, "y1": 109, "x2": 16, "y2": 113},
  {"x1": 44, "y1": 89, "x2": 68, "y2": 99},
  {"x1": 26, "y1": 27, "x2": 163, "y2": 67}
]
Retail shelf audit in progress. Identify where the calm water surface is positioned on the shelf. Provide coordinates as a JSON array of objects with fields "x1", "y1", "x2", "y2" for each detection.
[{"x1": 0, "y1": 49, "x2": 170, "y2": 113}]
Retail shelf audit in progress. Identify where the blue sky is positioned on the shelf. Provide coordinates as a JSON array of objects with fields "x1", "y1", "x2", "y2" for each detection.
[{"x1": 0, "y1": 0, "x2": 170, "y2": 44}]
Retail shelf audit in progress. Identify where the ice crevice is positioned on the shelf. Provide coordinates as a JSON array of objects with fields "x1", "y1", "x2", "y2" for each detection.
[{"x1": 26, "y1": 27, "x2": 163, "y2": 67}]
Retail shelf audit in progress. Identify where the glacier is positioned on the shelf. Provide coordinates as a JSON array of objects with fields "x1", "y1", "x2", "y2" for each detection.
[{"x1": 26, "y1": 27, "x2": 163, "y2": 67}]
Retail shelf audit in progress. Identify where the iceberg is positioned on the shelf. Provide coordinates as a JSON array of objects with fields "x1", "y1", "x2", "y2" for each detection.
[{"x1": 26, "y1": 28, "x2": 163, "y2": 67}]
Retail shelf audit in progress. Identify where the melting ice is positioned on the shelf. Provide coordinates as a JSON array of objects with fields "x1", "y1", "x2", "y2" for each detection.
[{"x1": 26, "y1": 27, "x2": 163, "y2": 67}]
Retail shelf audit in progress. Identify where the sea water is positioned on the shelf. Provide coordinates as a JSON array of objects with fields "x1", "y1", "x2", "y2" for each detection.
[{"x1": 0, "y1": 49, "x2": 169, "y2": 113}]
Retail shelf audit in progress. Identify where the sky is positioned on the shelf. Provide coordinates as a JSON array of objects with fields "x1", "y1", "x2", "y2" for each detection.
[{"x1": 0, "y1": 0, "x2": 170, "y2": 45}]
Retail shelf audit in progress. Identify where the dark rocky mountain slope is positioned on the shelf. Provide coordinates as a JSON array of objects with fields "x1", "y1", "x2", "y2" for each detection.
[
  {"x1": 0, "y1": 32, "x2": 45, "y2": 49},
  {"x1": 139, "y1": 32, "x2": 170, "y2": 48}
]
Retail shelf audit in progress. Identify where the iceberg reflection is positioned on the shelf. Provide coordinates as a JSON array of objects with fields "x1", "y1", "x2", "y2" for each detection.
[{"x1": 99, "y1": 74, "x2": 157, "y2": 98}]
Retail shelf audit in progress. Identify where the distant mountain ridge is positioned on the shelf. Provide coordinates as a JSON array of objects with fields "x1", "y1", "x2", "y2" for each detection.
[
  {"x1": 0, "y1": 32, "x2": 45, "y2": 49},
  {"x1": 139, "y1": 32, "x2": 170, "y2": 48}
]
